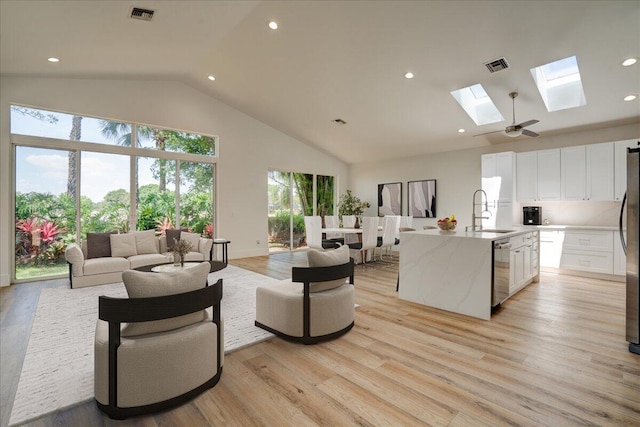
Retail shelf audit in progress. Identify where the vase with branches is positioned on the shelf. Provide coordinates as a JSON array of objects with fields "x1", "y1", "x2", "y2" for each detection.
[{"x1": 169, "y1": 238, "x2": 193, "y2": 267}]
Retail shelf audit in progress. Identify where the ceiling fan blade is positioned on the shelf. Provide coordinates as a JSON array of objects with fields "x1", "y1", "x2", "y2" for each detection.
[
  {"x1": 473, "y1": 130, "x2": 504, "y2": 137},
  {"x1": 522, "y1": 129, "x2": 539, "y2": 137},
  {"x1": 517, "y1": 119, "x2": 539, "y2": 128}
]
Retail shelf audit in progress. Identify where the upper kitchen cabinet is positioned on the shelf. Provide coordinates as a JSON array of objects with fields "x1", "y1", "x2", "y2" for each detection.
[
  {"x1": 481, "y1": 152, "x2": 515, "y2": 203},
  {"x1": 517, "y1": 149, "x2": 561, "y2": 202},
  {"x1": 614, "y1": 139, "x2": 640, "y2": 201},
  {"x1": 562, "y1": 142, "x2": 614, "y2": 201}
]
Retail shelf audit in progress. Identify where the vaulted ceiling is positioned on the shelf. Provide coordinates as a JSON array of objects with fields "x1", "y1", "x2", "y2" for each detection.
[{"x1": 1, "y1": 1, "x2": 638, "y2": 164}]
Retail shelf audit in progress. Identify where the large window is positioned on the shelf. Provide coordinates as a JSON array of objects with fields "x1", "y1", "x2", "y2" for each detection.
[
  {"x1": 267, "y1": 171, "x2": 334, "y2": 253},
  {"x1": 10, "y1": 105, "x2": 217, "y2": 283}
]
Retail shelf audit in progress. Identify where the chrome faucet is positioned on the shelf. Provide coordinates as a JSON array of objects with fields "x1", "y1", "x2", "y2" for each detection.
[{"x1": 469, "y1": 189, "x2": 492, "y2": 231}]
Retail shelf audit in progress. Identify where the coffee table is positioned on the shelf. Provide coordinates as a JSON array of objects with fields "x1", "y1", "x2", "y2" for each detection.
[{"x1": 134, "y1": 260, "x2": 227, "y2": 273}]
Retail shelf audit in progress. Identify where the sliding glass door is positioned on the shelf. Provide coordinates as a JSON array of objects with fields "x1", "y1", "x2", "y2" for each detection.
[
  {"x1": 267, "y1": 171, "x2": 334, "y2": 253},
  {"x1": 15, "y1": 146, "x2": 75, "y2": 280}
]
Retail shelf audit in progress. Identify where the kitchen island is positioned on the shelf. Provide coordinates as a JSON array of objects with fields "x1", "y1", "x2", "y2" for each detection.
[{"x1": 398, "y1": 228, "x2": 539, "y2": 320}]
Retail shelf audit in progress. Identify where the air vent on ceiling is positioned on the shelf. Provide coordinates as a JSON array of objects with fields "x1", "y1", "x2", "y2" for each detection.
[
  {"x1": 484, "y1": 57, "x2": 510, "y2": 73},
  {"x1": 130, "y1": 7, "x2": 155, "y2": 21},
  {"x1": 333, "y1": 118, "x2": 347, "y2": 125}
]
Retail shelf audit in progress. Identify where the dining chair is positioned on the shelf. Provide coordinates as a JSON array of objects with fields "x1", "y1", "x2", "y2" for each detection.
[
  {"x1": 304, "y1": 216, "x2": 340, "y2": 250},
  {"x1": 377, "y1": 215, "x2": 399, "y2": 262},
  {"x1": 342, "y1": 215, "x2": 356, "y2": 228},
  {"x1": 347, "y1": 217, "x2": 379, "y2": 266},
  {"x1": 400, "y1": 216, "x2": 414, "y2": 229},
  {"x1": 324, "y1": 215, "x2": 343, "y2": 244}
]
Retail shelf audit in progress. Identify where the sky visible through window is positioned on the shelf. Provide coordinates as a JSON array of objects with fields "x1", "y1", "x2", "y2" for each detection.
[{"x1": 12, "y1": 109, "x2": 161, "y2": 202}]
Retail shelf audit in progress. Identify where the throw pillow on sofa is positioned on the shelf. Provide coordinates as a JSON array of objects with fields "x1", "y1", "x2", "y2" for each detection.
[
  {"x1": 180, "y1": 232, "x2": 201, "y2": 252},
  {"x1": 134, "y1": 229, "x2": 158, "y2": 255},
  {"x1": 121, "y1": 262, "x2": 210, "y2": 337},
  {"x1": 165, "y1": 229, "x2": 182, "y2": 248},
  {"x1": 86, "y1": 232, "x2": 114, "y2": 259},
  {"x1": 110, "y1": 233, "x2": 138, "y2": 258}
]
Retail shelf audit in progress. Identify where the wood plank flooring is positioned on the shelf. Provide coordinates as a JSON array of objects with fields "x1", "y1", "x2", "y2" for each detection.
[{"x1": 1, "y1": 252, "x2": 639, "y2": 426}]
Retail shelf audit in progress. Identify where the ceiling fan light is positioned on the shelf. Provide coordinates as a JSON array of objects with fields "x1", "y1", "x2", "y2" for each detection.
[{"x1": 505, "y1": 127, "x2": 522, "y2": 137}]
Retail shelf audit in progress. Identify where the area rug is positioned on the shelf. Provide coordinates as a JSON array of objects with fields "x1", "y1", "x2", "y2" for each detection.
[{"x1": 9, "y1": 265, "x2": 279, "y2": 426}]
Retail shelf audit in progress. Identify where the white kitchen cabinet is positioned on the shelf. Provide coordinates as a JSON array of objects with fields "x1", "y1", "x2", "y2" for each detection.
[
  {"x1": 564, "y1": 143, "x2": 615, "y2": 201},
  {"x1": 482, "y1": 151, "x2": 515, "y2": 203},
  {"x1": 509, "y1": 232, "x2": 537, "y2": 293},
  {"x1": 586, "y1": 142, "x2": 614, "y2": 201},
  {"x1": 539, "y1": 229, "x2": 562, "y2": 268},
  {"x1": 558, "y1": 229, "x2": 614, "y2": 275},
  {"x1": 482, "y1": 151, "x2": 516, "y2": 228},
  {"x1": 614, "y1": 139, "x2": 640, "y2": 201},
  {"x1": 561, "y1": 145, "x2": 587, "y2": 200},
  {"x1": 517, "y1": 149, "x2": 561, "y2": 201},
  {"x1": 530, "y1": 232, "x2": 539, "y2": 277}
]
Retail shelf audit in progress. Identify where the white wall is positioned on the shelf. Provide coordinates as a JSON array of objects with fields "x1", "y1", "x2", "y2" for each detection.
[
  {"x1": 0, "y1": 76, "x2": 349, "y2": 286},
  {"x1": 350, "y1": 123, "x2": 639, "y2": 230}
]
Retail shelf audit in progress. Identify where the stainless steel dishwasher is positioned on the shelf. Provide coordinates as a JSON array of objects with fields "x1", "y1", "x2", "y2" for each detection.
[{"x1": 492, "y1": 238, "x2": 511, "y2": 307}]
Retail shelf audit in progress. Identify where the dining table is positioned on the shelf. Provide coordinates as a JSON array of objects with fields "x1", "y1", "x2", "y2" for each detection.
[{"x1": 321, "y1": 226, "x2": 384, "y2": 262}]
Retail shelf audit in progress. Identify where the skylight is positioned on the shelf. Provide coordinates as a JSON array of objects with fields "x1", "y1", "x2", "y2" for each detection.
[
  {"x1": 450, "y1": 84, "x2": 504, "y2": 126},
  {"x1": 530, "y1": 55, "x2": 586, "y2": 112}
]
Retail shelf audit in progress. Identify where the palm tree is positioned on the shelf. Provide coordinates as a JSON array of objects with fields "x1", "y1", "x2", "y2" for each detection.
[
  {"x1": 99, "y1": 122, "x2": 168, "y2": 191},
  {"x1": 67, "y1": 116, "x2": 82, "y2": 198}
]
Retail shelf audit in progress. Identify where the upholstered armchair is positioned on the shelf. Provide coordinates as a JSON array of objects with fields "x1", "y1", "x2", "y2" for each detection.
[
  {"x1": 94, "y1": 263, "x2": 223, "y2": 419},
  {"x1": 255, "y1": 245, "x2": 355, "y2": 344}
]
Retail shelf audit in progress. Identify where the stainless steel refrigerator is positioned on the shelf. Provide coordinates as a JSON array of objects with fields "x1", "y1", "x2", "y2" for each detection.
[{"x1": 620, "y1": 145, "x2": 639, "y2": 355}]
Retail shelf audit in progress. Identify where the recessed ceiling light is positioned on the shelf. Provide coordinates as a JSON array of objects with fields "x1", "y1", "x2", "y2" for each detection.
[
  {"x1": 624, "y1": 95, "x2": 637, "y2": 101},
  {"x1": 622, "y1": 58, "x2": 637, "y2": 67},
  {"x1": 457, "y1": 128, "x2": 465, "y2": 133},
  {"x1": 404, "y1": 72, "x2": 414, "y2": 79},
  {"x1": 47, "y1": 57, "x2": 60, "y2": 63},
  {"x1": 268, "y1": 21, "x2": 278, "y2": 30},
  {"x1": 208, "y1": 75, "x2": 216, "y2": 81}
]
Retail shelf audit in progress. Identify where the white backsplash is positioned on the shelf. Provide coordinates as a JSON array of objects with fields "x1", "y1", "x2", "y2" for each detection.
[{"x1": 516, "y1": 201, "x2": 622, "y2": 227}]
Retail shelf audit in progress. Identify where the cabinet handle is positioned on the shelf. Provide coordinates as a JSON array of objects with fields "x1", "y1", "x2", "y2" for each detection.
[
  {"x1": 579, "y1": 260, "x2": 591, "y2": 266},
  {"x1": 579, "y1": 239, "x2": 591, "y2": 246}
]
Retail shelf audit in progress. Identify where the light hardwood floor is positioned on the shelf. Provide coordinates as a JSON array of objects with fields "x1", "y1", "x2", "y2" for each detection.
[{"x1": 1, "y1": 252, "x2": 639, "y2": 426}]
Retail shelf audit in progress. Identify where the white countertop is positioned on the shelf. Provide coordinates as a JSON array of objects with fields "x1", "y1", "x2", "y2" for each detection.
[
  {"x1": 530, "y1": 224, "x2": 619, "y2": 231},
  {"x1": 403, "y1": 225, "x2": 620, "y2": 241},
  {"x1": 402, "y1": 227, "x2": 533, "y2": 241}
]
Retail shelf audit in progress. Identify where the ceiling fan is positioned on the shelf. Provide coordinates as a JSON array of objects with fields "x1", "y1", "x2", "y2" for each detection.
[{"x1": 474, "y1": 91, "x2": 539, "y2": 138}]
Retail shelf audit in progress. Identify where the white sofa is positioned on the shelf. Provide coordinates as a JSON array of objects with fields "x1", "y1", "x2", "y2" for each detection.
[{"x1": 65, "y1": 231, "x2": 213, "y2": 288}]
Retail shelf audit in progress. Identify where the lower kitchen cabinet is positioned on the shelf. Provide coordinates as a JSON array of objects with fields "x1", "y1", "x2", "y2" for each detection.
[
  {"x1": 539, "y1": 228, "x2": 619, "y2": 276},
  {"x1": 509, "y1": 232, "x2": 537, "y2": 293}
]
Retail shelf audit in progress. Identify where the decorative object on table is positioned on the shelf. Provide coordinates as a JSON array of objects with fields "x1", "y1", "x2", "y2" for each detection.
[
  {"x1": 408, "y1": 179, "x2": 437, "y2": 218},
  {"x1": 378, "y1": 182, "x2": 402, "y2": 216},
  {"x1": 437, "y1": 214, "x2": 457, "y2": 231},
  {"x1": 338, "y1": 190, "x2": 371, "y2": 228},
  {"x1": 170, "y1": 238, "x2": 193, "y2": 267}
]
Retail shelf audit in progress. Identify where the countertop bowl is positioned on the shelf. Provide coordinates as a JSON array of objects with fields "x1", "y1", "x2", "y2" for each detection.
[{"x1": 438, "y1": 221, "x2": 457, "y2": 231}]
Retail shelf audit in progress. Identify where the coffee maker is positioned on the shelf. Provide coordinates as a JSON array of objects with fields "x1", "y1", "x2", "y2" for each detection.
[{"x1": 523, "y1": 206, "x2": 541, "y2": 225}]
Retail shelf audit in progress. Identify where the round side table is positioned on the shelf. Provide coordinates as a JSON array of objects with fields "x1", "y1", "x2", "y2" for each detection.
[{"x1": 213, "y1": 238, "x2": 230, "y2": 264}]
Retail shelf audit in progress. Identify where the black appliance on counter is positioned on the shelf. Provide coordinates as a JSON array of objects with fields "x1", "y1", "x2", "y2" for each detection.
[{"x1": 523, "y1": 206, "x2": 541, "y2": 225}]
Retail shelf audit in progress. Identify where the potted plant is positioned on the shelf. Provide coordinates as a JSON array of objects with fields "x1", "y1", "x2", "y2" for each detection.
[{"x1": 337, "y1": 190, "x2": 371, "y2": 228}]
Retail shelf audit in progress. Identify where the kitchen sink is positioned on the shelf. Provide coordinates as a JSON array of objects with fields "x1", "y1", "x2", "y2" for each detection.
[{"x1": 476, "y1": 229, "x2": 515, "y2": 233}]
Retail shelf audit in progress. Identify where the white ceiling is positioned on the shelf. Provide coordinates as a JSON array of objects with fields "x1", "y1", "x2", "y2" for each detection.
[{"x1": 2, "y1": 0, "x2": 639, "y2": 164}]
